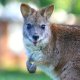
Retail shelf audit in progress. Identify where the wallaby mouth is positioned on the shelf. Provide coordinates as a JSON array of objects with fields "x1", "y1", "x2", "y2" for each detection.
[
  {"x1": 33, "y1": 39, "x2": 43, "y2": 46},
  {"x1": 32, "y1": 35, "x2": 39, "y2": 46},
  {"x1": 33, "y1": 41, "x2": 37, "y2": 46}
]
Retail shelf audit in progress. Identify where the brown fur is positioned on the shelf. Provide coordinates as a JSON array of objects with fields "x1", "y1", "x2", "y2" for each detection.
[{"x1": 42, "y1": 24, "x2": 80, "y2": 80}]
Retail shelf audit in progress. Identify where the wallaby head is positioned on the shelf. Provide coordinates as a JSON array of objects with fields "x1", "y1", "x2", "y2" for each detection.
[{"x1": 20, "y1": 3, "x2": 54, "y2": 47}]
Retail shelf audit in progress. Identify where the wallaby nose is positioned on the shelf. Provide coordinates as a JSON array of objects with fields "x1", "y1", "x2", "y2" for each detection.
[{"x1": 32, "y1": 35, "x2": 39, "y2": 41}]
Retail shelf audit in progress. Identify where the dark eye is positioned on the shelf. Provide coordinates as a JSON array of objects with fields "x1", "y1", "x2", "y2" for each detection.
[
  {"x1": 40, "y1": 24, "x2": 45, "y2": 30},
  {"x1": 26, "y1": 23, "x2": 32, "y2": 30}
]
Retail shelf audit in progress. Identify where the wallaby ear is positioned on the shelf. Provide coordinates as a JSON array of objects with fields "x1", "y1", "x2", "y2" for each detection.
[
  {"x1": 40, "y1": 5, "x2": 54, "y2": 19},
  {"x1": 20, "y1": 3, "x2": 34, "y2": 17}
]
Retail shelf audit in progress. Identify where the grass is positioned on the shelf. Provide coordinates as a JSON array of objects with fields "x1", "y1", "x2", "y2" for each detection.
[{"x1": 0, "y1": 70, "x2": 51, "y2": 80}]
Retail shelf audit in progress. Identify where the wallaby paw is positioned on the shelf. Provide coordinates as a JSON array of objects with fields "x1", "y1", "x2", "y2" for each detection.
[{"x1": 26, "y1": 61, "x2": 37, "y2": 73}]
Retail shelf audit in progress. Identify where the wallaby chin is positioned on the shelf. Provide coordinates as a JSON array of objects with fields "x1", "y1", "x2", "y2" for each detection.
[{"x1": 21, "y1": 3, "x2": 80, "y2": 80}]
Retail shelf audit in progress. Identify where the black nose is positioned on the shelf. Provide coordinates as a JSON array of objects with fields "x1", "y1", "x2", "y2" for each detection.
[{"x1": 32, "y1": 35, "x2": 39, "y2": 41}]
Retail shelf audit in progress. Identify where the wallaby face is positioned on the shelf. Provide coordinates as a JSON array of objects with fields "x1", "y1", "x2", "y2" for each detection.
[{"x1": 21, "y1": 4, "x2": 54, "y2": 47}]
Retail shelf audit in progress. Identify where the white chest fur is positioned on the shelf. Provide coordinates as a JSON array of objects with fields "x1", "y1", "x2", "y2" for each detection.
[
  {"x1": 24, "y1": 39, "x2": 60, "y2": 80},
  {"x1": 25, "y1": 43, "x2": 45, "y2": 64},
  {"x1": 39, "y1": 65, "x2": 60, "y2": 80},
  {"x1": 26, "y1": 47, "x2": 60, "y2": 80}
]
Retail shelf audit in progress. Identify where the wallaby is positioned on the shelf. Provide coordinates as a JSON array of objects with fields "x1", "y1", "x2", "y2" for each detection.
[{"x1": 20, "y1": 3, "x2": 80, "y2": 80}]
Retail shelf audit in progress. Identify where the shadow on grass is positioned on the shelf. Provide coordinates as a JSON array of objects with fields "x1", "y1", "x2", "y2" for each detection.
[{"x1": 0, "y1": 70, "x2": 51, "y2": 80}]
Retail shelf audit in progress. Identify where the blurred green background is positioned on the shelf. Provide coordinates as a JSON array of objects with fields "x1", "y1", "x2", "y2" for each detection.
[
  {"x1": 0, "y1": 0, "x2": 80, "y2": 14},
  {"x1": 0, "y1": 0, "x2": 80, "y2": 80}
]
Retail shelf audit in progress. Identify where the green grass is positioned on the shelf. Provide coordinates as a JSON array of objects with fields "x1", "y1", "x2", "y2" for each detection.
[{"x1": 0, "y1": 70, "x2": 51, "y2": 80}]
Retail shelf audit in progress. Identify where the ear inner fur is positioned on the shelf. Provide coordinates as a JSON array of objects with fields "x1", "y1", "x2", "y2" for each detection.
[
  {"x1": 40, "y1": 5, "x2": 54, "y2": 18},
  {"x1": 20, "y1": 3, "x2": 35, "y2": 17}
]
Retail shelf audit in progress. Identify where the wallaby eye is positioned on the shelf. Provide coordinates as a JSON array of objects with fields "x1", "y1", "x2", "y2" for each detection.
[
  {"x1": 26, "y1": 23, "x2": 32, "y2": 30},
  {"x1": 40, "y1": 24, "x2": 45, "y2": 30}
]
